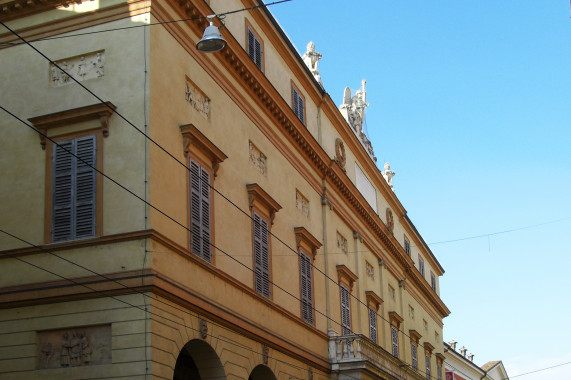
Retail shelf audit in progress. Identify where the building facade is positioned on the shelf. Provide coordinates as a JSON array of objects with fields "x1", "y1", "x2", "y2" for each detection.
[
  {"x1": 0, "y1": 1, "x2": 449, "y2": 379},
  {"x1": 444, "y1": 342, "x2": 509, "y2": 380}
]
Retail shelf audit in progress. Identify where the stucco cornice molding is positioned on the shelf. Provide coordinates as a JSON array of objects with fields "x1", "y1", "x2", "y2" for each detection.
[{"x1": 0, "y1": 0, "x2": 86, "y2": 21}]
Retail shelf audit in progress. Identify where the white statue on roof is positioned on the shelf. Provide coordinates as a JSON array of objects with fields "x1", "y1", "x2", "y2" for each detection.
[
  {"x1": 301, "y1": 41, "x2": 322, "y2": 86},
  {"x1": 382, "y1": 162, "x2": 395, "y2": 191},
  {"x1": 339, "y1": 80, "x2": 376, "y2": 162}
]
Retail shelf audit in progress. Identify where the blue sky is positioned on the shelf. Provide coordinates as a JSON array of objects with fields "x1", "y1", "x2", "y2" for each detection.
[{"x1": 269, "y1": 1, "x2": 571, "y2": 378}]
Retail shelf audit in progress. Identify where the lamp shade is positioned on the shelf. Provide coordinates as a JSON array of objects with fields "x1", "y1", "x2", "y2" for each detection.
[{"x1": 196, "y1": 22, "x2": 226, "y2": 53}]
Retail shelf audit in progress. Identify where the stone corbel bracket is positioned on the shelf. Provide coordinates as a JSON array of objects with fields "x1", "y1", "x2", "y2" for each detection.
[
  {"x1": 179, "y1": 124, "x2": 227, "y2": 177},
  {"x1": 28, "y1": 101, "x2": 116, "y2": 150}
]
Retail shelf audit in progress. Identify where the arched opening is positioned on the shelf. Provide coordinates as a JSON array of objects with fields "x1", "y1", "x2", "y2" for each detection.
[
  {"x1": 173, "y1": 339, "x2": 226, "y2": 380},
  {"x1": 248, "y1": 364, "x2": 277, "y2": 380}
]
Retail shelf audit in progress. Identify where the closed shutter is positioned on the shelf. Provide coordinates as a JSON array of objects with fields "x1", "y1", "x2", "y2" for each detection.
[
  {"x1": 412, "y1": 343, "x2": 418, "y2": 370},
  {"x1": 300, "y1": 251, "x2": 313, "y2": 324},
  {"x1": 52, "y1": 136, "x2": 95, "y2": 242},
  {"x1": 254, "y1": 212, "x2": 270, "y2": 298},
  {"x1": 340, "y1": 285, "x2": 351, "y2": 335},
  {"x1": 426, "y1": 355, "x2": 431, "y2": 380},
  {"x1": 247, "y1": 27, "x2": 262, "y2": 70},
  {"x1": 368, "y1": 307, "x2": 377, "y2": 343},
  {"x1": 292, "y1": 87, "x2": 305, "y2": 125},
  {"x1": 189, "y1": 159, "x2": 211, "y2": 262},
  {"x1": 75, "y1": 136, "x2": 96, "y2": 239},
  {"x1": 391, "y1": 325, "x2": 399, "y2": 357}
]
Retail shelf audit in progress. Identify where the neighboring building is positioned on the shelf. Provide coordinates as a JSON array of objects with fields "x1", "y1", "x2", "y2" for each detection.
[
  {"x1": 444, "y1": 341, "x2": 510, "y2": 380},
  {"x1": 0, "y1": 1, "x2": 449, "y2": 379}
]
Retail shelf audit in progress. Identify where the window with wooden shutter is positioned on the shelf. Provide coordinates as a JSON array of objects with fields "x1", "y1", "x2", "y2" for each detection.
[
  {"x1": 247, "y1": 26, "x2": 263, "y2": 70},
  {"x1": 368, "y1": 307, "x2": 377, "y2": 343},
  {"x1": 52, "y1": 135, "x2": 96, "y2": 242},
  {"x1": 425, "y1": 354, "x2": 431, "y2": 380},
  {"x1": 411, "y1": 342, "x2": 418, "y2": 370},
  {"x1": 189, "y1": 158, "x2": 211, "y2": 262},
  {"x1": 340, "y1": 285, "x2": 351, "y2": 335},
  {"x1": 300, "y1": 251, "x2": 313, "y2": 324},
  {"x1": 253, "y1": 212, "x2": 270, "y2": 298},
  {"x1": 292, "y1": 85, "x2": 305, "y2": 125},
  {"x1": 391, "y1": 325, "x2": 399, "y2": 358}
]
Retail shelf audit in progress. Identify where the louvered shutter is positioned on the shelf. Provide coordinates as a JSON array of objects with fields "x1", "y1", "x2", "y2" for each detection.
[
  {"x1": 260, "y1": 217, "x2": 270, "y2": 297},
  {"x1": 369, "y1": 307, "x2": 377, "y2": 343},
  {"x1": 391, "y1": 325, "x2": 399, "y2": 357},
  {"x1": 340, "y1": 285, "x2": 351, "y2": 335},
  {"x1": 254, "y1": 37, "x2": 262, "y2": 69},
  {"x1": 52, "y1": 140, "x2": 74, "y2": 242},
  {"x1": 253, "y1": 212, "x2": 270, "y2": 298},
  {"x1": 75, "y1": 136, "x2": 96, "y2": 239},
  {"x1": 52, "y1": 136, "x2": 95, "y2": 242},
  {"x1": 248, "y1": 28, "x2": 262, "y2": 70},
  {"x1": 300, "y1": 252, "x2": 313, "y2": 324},
  {"x1": 426, "y1": 354, "x2": 431, "y2": 379},
  {"x1": 292, "y1": 87, "x2": 305, "y2": 125},
  {"x1": 412, "y1": 343, "x2": 418, "y2": 370},
  {"x1": 189, "y1": 159, "x2": 211, "y2": 262},
  {"x1": 200, "y1": 168, "x2": 211, "y2": 262}
]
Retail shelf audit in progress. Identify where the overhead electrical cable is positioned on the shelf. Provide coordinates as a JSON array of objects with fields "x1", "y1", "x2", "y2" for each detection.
[{"x1": 0, "y1": 0, "x2": 293, "y2": 47}]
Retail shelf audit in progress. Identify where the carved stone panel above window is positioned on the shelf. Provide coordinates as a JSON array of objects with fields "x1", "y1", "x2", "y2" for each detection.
[
  {"x1": 337, "y1": 232, "x2": 348, "y2": 255},
  {"x1": 296, "y1": 190, "x2": 309, "y2": 218},
  {"x1": 249, "y1": 141, "x2": 267, "y2": 176},
  {"x1": 50, "y1": 50, "x2": 105, "y2": 87},
  {"x1": 185, "y1": 76, "x2": 211, "y2": 119}
]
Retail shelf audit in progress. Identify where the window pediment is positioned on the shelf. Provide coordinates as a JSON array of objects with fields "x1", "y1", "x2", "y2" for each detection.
[
  {"x1": 294, "y1": 226, "x2": 321, "y2": 259},
  {"x1": 29, "y1": 102, "x2": 116, "y2": 150},
  {"x1": 336, "y1": 264, "x2": 358, "y2": 291},
  {"x1": 246, "y1": 183, "x2": 281, "y2": 224},
  {"x1": 388, "y1": 311, "x2": 404, "y2": 327},
  {"x1": 180, "y1": 123, "x2": 227, "y2": 176},
  {"x1": 365, "y1": 290, "x2": 383, "y2": 310},
  {"x1": 409, "y1": 329, "x2": 422, "y2": 343}
]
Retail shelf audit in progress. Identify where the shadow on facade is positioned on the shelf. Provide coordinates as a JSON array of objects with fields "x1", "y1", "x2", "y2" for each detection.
[
  {"x1": 249, "y1": 364, "x2": 277, "y2": 380},
  {"x1": 173, "y1": 339, "x2": 226, "y2": 380}
]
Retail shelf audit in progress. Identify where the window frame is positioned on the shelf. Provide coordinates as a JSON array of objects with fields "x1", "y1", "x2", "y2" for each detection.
[
  {"x1": 337, "y1": 265, "x2": 358, "y2": 336},
  {"x1": 431, "y1": 271, "x2": 437, "y2": 291},
  {"x1": 388, "y1": 311, "x2": 403, "y2": 358},
  {"x1": 247, "y1": 183, "x2": 281, "y2": 299},
  {"x1": 365, "y1": 290, "x2": 383, "y2": 344},
  {"x1": 180, "y1": 124, "x2": 227, "y2": 264},
  {"x1": 291, "y1": 81, "x2": 306, "y2": 125},
  {"x1": 188, "y1": 157, "x2": 213, "y2": 262},
  {"x1": 419, "y1": 256, "x2": 425, "y2": 277},
  {"x1": 245, "y1": 19, "x2": 264, "y2": 71},
  {"x1": 409, "y1": 329, "x2": 422, "y2": 371},
  {"x1": 340, "y1": 284, "x2": 351, "y2": 335},
  {"x1": 28, "y1": 102, "x2": 116, "y2": 244},
  {"x1": 294, "y1": 227, "x2": 321, "y2": 325},
  {"x1": 404, "y1": 236, "x2": 411, "y2": 256}
]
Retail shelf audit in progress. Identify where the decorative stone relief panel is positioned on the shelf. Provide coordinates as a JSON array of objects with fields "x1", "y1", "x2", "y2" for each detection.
[
  {"x1": 423, "y1": 319, "x2": 428, "y2": 333},
  {"x1": 388, "y1": 285, "x2": 395, "y2": 301},
  {"x1": 337, "y1": 232, "x2": 348, "y2": 255},
  {"x1": 262, "y1": 344, "x2": 269, "y2": 365},
  {"x1": 249, "y1": 141, "x2": 267, "y2": 176},
  {"x1": 36, "y1": 324, "x2": 111, "y2": 369},
  {"x1": 199, "y1": 318, "x2": 208, "y2": 339},
  {"x1": 365, "y1": 261, "x2": 374, "y2": 280},
  {"x1": 296, "y1": 190, "x2": 309, "y2": 218},
  {"x1": 185, "y1": 76, "x2": 211, "y2": 119},
  {"x1": 409, "y1": 305, "x2": 415, "y2": 319},
  {"x1": 386, "y1": 208, "x2": 394, "y2": 233},
  {"x1": 50, "y1": 50, "x2": 104, "y2": 87}
]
